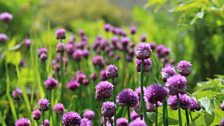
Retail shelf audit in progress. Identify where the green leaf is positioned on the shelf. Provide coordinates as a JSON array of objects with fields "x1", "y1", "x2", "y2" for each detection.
[
  {"x1": 5, "y1": 51, "x2": 22, "y2": 66},
  {"x1": 199, "y1": 97, "x2": 213, "y2": 114}
]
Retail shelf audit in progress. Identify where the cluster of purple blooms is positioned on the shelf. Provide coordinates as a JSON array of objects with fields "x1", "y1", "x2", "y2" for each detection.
[
  {"x1": 0, "y1": 12, "x2": 13, "y2": 44},
  {"x1": 67, "y1": 71, "x2": 89, "y2": 91}
]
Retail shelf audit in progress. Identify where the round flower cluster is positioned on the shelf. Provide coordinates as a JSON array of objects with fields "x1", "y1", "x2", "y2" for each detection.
[
  {"x1": 38, "y1": 48, "x2": 48, "y2": 62},
  {"x1": 53, "y1": 103, "x2": 64, "y2": 115},
  {"x1": 116, "y1": 117, "x2": 128, "y2": 126},
  {"x1": 32, "y1": 109, "x2": 41, "y2": 120},
  {"x1": 15, "y1": 118, "x2": 30, "y2": 126},
  {"x1": 101, "y1": 101, "x2": 116, "y2": 117},
  {"x1": 55, "y1": 28, "x2": 66, "y2": 40},
  {"x1": 117, "y1": 89, "x2": 138, "y2": 107},
  {"x1": 144, "y1": 84, "x2": 168, "y2": 104},
  {"x1": 136, "y1": 58, "x2": 152, "y2": 72},
  {"x1": 62, "y1": 112, "x2": 81, "y2": 126},
  {"x1": 0, "y1": 33, "x2": 8, "y2": 43},
  {"x1": 12, "y1": 88, "x2": 23, "y2": 100},
  {"x1": 83, "y1": 110, "x2": 95, "y2": 120},
  {"x1": 38, "y1": 98, "x2": 50, "y2": 111},
  {"x1": 136, "y1": 43, "x2": 151, "y2": 60},
  {"x1": 161, "y1": 66, "x2": 176, "y2": 81},
  {"x1": 166, "y1": 75, "x2": 187, "y2": 95},
  {"x1": 45, "y1": 77, "x2": 58, "y2": 90},
  {"x1": 0, "y1": 12, "x2": 13, "y2": 22},
  {"x1": 177, "y1": 60, "x2": 192, "y2": 76},
  {"x1": 95, "y1": 81, "x2": 113, "y2": 101},
  {"x1": 106, "y1": 64, "x2": 118, "y2": 79}
]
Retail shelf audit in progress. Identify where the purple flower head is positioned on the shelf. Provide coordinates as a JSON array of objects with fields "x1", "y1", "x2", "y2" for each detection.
[
  {"x1": 220, "y1": 119, "x2": 224, "y2": 126},
  {"x1": 44, "y1": 119, "x2": 50, "y2": 126},
  {"x1": 116, "y1": 117, "x2": 128, "y2": 126},
  {"x1": 12, "y1": 88, "x2": 23, "y2": 99},
  {"x1": 111, "y1": 36, "x2": 119, "y2": 47},
  {"x1": 161, "y1": 66, "x2": 176, "y2": 81},
  {"x1": 141, "y1": 35, "x2": 147, "y2": 42},
  {"x1": 45, "y1": 77, "x2": 58, "y2": 90},
  {"x1": 136, "y1": 43, "x2": 151, "y2": 60},
  {"x1": 136, "y1": 58, "x2": 152, "y2": 72},
  {"x1": 83, "y1": 110, "x2": 95, "y2": 120},
  {"x1": 168, "y1": 94, "x2": 191, "y2": 110},
  {"x1": 221, "y1": 101, "x2": 224, "y2": 111},
  {"x1": 131, "y1": 110, "x2": 140, "y2": 120},
  {"x1": 100, "y1": 69, "x2": 108, "y2": 81},
  {"x1": 104, "y1": 23, "x2": 111, "y2": 32},
  {"x1": 62, "y1": 112, "x2": 81, "y2": 126},
  {"x1": 129, "y1": 119, "x2": 147, "y2": 126},
  {"x1": 82, "y1": 50, "x2": 89, "y2": 58},
  {"x1": 67, "y1": 80, "x2": 80, "y2": 91},
  {"x1": 95, "y1": 81, "x2": 113, "y2": 101},
  {"x1": 149, "y1": 42, "x2": 156, "y2": 50},
  {"x1": 101, "y1": 101, "x2": 116, "y2": 117},
  {"x1": 65, "y1": 43, "x2": 74, "y2": 55},
  {"x1": 73, "y1": 50, "x2": 83, "y2": 61},
  {"x1": 56, "y1": 43, "x2": 65, "y2": 53},
  {"x1": 0, "y1": 33, "x2": 8, "y2": 43},
  {"x1": 53, "y1": 103, "x2": 64, "y2": 115},
  {"x1": 38, "y1": 48, "x2": 48, "y2": 62},
  {"x1": 23, "y1": 38, "x2": 31, "y2": 48},
  {"x1": 79, "y1": 30, "x2": 85, "y2": 37},
  {"x1": 80, "y1": 118, "x2": 92, "y2": 126},
  {"x1": 55, "y1": 28, "x2": 66, "y2": 40},
  {"x1": 144, "y1": 84, "x2": 168, "y2": 104},
  {"x1": 135, "y1": 87, "x2": 146, "y2": 101},
  {"x1": 15, "y1": 118, "x2": 30, "y2": 126},
  {"x1": 166, "y1": 75, "x2": 187, "y2": 95},
  {"x1": 32, "y1": 109, "x2": 41, "y2": 120},
  {"x1": 0, "y1": 12, "x2": 13, "y2": 22},
  {"x1": 90, "y1": 73, "x2": 97, "y2": 81},
  {"x1": 38, "y1": 98, "x2": 50, "y2": 111},
  {"x1": 146, "y1": 102, "x2": 156, "y2": 112},
  {"x1": 106, "y1": 64, "x2": 118, "y2": 79},
  {"x1": 177, "y1": 60, "x2": 192, "y2": 76},
  {"x1": 189, "y1": 98, "x2": 201, "y2": 111},
  {"x1": 130, "y1": 26, "x2": 136, "y2": 35},
  {"x1": 156, "y1": 45, "x2": 170, "y2": 58},
  {"x1": 92, "y1": 55, "x2": 105, "y2": 68},
  {"x1": 117, "y1": 89, "x2": 138, "y2": 107},
  {"x1": 121, "y1": 37, "x2": 129, "y2": 47}
]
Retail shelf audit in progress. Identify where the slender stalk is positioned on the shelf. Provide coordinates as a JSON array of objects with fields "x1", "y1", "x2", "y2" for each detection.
[
  {"x1": 104, "y1": 116, "x2": 107, "y2": 126},
  {"x1": 155, "y1": 102, "x2": 158, "y2": 126},
  {"x1": 127, "y1": 106, "x2": 131, "y2": 123},
  {"x1": 177, "y1": 94, "x2": 182, "y2": 126},
  {"x1": 185, "y1": 109, "x2": 190, "y2": 126},
  {"x1": 60, "y1": 51, "x2": 64, "y2": 103},
  {"x1": 112, "y1": 78, "x2": 116, "y2": 126},
  {"x1": 140, "y1": 60, "x2": 147, "y2": 121},
  {"x1": 42, "y1": 111, "x2": 45, "y2": 125},
  {"x1": 163, "y1": 100, "x2": 168, "y2": 126}
]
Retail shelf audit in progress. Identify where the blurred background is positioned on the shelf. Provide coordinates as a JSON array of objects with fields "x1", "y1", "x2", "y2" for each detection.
[{"x1": 1, "y1": 0, "x2": 224, "y2": 90}]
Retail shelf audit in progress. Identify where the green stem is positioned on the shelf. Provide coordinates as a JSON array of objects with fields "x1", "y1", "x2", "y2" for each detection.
[
  {"x1": 185, "y1": 109, "x2": 190, "y2": 126},
  {"x1": 163, "y1": 100, "x2": 168, "y2": 126},
  {"x1": 104, "y1": 116, "x2": 107, "y2": 126},
  {"x1": 155, "y1": 102, "x2": 158, "y2": 126},
  {"x1": 60, "y1": 51, "x2": 64, "y2": 104},
  {"x1": 112, "y1": 78, "x2": 116, "y2": 126},
  {"x1": 127, "y1": 106, "x2": 131, "y2": 123},
  {"x1": 140, "y1": 60, "x2": 147, "y2": 122},
  {"x1": 42, "y1": 111, "x2": 45, "y2": 125},
  {"x1": 177, "y1": 94, "x2": 182, "y2": 126}
]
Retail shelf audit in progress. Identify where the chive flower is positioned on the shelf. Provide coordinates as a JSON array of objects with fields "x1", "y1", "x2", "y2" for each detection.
[
  {"x1": 38, "y1": 98, "x2": 50, "y2": 111},
  {"x1": 129, "y1": 119, "x2": 147, "y2": 126},
  {"x1": 117, "y1": 89, "x2": 138, "y2": 107},
  {"x1": 116, "y1": 117, "x2": 128, "y2": 126},
  {"x1": 95, "y1": 81, "x2": 113, "y2": 101},
  {"x1": 101, "y1": 101, "x2": 116, "y2": 117},
  {"x1": 136, "y1": 43, "x2": 151, "y2": 60},
  {"x1": 32, "y1": 109, "x2": 41, "y2": 120},
  {"x1": 62, "y1": 112, "x2": 81, "y2": 126},
  {"x1": 55, "y1": 28, "x2": 66, "y2": 40},
  {"x1": 177, "y1": 60, "x2": 192, "y2": 76},
  {"x1": 166, "y1": 75, "x2": 187, "y2": 95},
  {"x1": 0, "y1": 33, "x2": 8, "y2": 43},
  {"x1": 15, "y1": 118, "x2": 30, "y2": 126},
  {"x1": 45, "y1": 77, "x2": 58, "y2": 90},
  {"x1": 83, "y1": 110, "x2": 95, "y2": 120},
  {"x1": 106, "y1": 64, "x2": 118, "y2": 79},
  {"x1": 0, "y1": 12, "x2": 13, "y2": 22},
  {"x1": 53, "y1": 103, "x2": 64, "y2": 115},
  {"x1": 161, "y1": 66, "x2": 176, "y2": 81}
]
